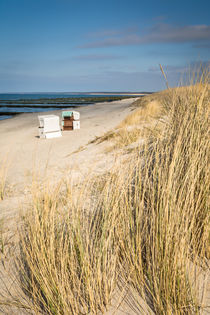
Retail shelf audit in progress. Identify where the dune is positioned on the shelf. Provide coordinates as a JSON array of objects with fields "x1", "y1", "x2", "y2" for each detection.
[{"x1": 0, "y1": 85, "x2": 209, "y2": 314}]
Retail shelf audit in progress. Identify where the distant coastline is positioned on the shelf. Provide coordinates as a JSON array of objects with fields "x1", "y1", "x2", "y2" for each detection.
[
  {"x1": 0, "y1": 91, "x2": 153, "y2": 95},
  {"x1": 87, "y1": 92, "x2": 152, "y2": 96},
  {"x1": 0, "y1": 93, "x2": 148, "y2": 121}
]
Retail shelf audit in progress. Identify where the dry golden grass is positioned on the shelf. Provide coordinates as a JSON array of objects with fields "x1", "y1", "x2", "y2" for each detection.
[
  {"x1": 90, "y1": 92, "x2": 165, "y2": 152},
  {"x1": 8, "y1": 178, "x2": 120, "y2": 314},
  {"x1": 89, "y1": 127, "x2": 142, "y2": 150},
  {"x1": 1, "y1": 70, "x2": 209, "y2": 314},
  {"x1": 0, "y1": 155, "x2": 9, "y2": 201},
  {"x1": 0, "y1": 219, "x2": 4, "y2": 257},
  {"x1": 115, "y1": 74, "x2": 209, "y2": 313},
  {"x1": 118, "y1": 100, "x2": 162, "y2": 128}
]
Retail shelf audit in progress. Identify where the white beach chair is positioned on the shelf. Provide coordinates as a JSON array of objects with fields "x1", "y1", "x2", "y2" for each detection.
[{"x1": 38, "y1": 115, "x2": 62, "y2": 138}]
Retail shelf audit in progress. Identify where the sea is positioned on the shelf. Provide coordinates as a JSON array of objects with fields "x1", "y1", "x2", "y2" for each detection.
[{"x1": 0, "y1": 93, "x2": 129, "y2": 121}]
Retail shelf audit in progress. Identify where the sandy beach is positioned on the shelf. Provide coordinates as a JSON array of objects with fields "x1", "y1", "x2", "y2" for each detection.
[
  {"x1": 0, "y1": 0, "x2": 208, "y2": 313},
  {"x1": 0, "y1": 98, "x2": 137, "y2": 190},
  {"x1": 0, "y1": 98, "x2": 138, "y2": 228}
]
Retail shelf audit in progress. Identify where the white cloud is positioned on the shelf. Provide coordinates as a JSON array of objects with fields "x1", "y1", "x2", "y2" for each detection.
[{"x1": 79, "y1": 23, "x2": 210, "y2": 48}]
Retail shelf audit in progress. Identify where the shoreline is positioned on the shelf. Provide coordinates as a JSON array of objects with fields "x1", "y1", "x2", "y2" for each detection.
[{"x1": 0, "y1": 95, "x2": 140, "y2": 121}]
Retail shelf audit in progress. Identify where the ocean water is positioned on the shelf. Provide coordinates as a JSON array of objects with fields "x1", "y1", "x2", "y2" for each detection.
[
  {"x1": 0, "y1": 93, "x2": 125, "y2": 121},
  {"x1": 0, "y1": 93, "x2": 106, "y2": 100}
]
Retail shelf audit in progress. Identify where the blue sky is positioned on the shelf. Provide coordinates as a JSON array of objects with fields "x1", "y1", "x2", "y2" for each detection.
[{"x1": 0, "y1": 0, "x2": 209, "y2": 92}]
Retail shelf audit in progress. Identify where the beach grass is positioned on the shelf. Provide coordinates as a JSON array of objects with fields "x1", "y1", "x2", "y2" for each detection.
[
  {"x1": 118, "y1": 99, "x2": 162, "y2": 128},
  {"x1": 0, "y1": 156, "x2": 9, "y2": 201},
  {"x1": 1, "y1": 70, "x2": 209, "y2": 314},
  {"x1": 12, "y1": 176, "x2": 120, "y2": 314},
  {"x1": 88, "y1": 89, "x2": 165, "y2": 152},
  {"x1": 0, "y1": 219, "x2": 5, "y2": 256}
]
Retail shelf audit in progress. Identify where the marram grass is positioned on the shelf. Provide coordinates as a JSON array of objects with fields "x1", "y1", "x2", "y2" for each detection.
[{"x1": 1, "y1": 71, "x2": 209, "y2": 314}]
